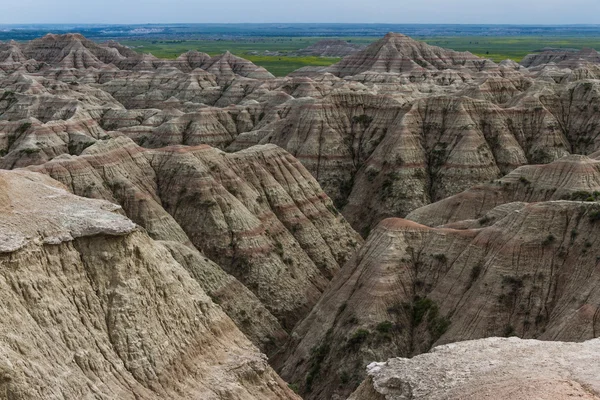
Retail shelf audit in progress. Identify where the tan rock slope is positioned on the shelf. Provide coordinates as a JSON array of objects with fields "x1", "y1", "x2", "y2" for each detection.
[
  {"x1": 278, "y1": 200, "x2": 600, "y2": 399},
  {"x1": 27, "y1": 136, "x2": 361, "y2": 341},
  {"x1": 0, "y1": 169, "x2": 299, "y2": 400},
  {"x1": 407, "y1": 154, "x2": 600, "y2": 227},
  {"x1": 349, "y1": 337, "x2": 600, "y2": 400},
  {"x1": 324, "y1": 33, "x2": 496, "y2": 77}
]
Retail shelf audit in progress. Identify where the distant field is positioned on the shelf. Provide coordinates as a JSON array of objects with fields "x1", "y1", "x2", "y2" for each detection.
[
  {"x1": 120, "y1": 35, "x2": 600, "y2": 76},
  {"x1": 119, "y1": 37, "x2": 376, "y2": 76},
  {"x1": 418, "y1": 36, "x2": 600, "y2": 62}
]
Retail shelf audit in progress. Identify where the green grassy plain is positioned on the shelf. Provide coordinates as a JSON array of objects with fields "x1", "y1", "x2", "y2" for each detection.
[
  {"x1": 120, "y1": 36, "x2": 600, "y2": 76},
  {"x1": 418, "y1": 36, "x2": 600, "y2": 62}
]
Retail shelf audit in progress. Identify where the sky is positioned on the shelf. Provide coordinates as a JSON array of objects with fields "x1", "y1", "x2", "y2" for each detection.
[{"x1": 2, "y1": 0, "x2": 599, "y2": 25}]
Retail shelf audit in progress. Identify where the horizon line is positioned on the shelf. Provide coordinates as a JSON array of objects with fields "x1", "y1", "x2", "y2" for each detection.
[{"x1": 2, "y1": 22, "x2": 600, "y2": 26}]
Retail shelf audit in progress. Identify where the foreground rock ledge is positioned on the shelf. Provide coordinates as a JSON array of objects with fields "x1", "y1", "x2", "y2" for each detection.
[
  {"x1": 0, "y1": 169, "x2": 299, "y2": 399},
  {"x1": 349, "y1": 337, "x2": 600, "y2": 400}
]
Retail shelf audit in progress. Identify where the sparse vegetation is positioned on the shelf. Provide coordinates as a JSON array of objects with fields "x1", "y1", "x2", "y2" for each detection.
[
  {"x1": 352, "y1": 114, "x2": 373, "y2": 125},
  {"x1": 305, "y1": 331, "x2": 333, "y2": 392},
  {"x1": 467, "y1": 264, "x2": 483, "y2": 290},
  {"x1": 542, "y1": 234, "x2": 556, "y2": 246},
  {"x1": 346, "y1": 328, "x2": 370, "y2": 349},
  {"x1": 568, "y1": 190, "x2": 600, "y2": 202},
  {"x1": 478, "y1": 215, "x2": 494, "y2": 225},
  {"x1": 20, "y1": 148, "x2": 40, "y2": 155},
  {"x1": 16, "y1": 122, "x2": 32, "y2": 134},
  {"x1": 433, "y1": 253, "x2": 447, "y2": 263},
  {"x1": 589, "y1": 210, "x2": 600, "y2": 223},
  {"x1": 519, "y1": 176, "x2": 531, "y2": 185},
  {"x1": 503, "y1": 324, "x2": 516, "y2": 337},
  {"x1": 375, "y1": 320, "x2": 394, "y2": 334}
]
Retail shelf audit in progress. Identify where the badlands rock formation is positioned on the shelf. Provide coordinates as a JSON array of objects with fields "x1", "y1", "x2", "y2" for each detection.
[
  {"x1": 3, "y1": 32, "x2": 600, "y2": 235},
  {"x1": 349, "y1": 337, "x2": 600, "y2": 400},
  {"x1": 521, "y1": 47, "x2": 600, "y2": 68},
  {"x1": 2, "y1": 31, "x2": 600, "y2": 399},
  {"x1": 0, "y1": 169, "x2": 299, "y2": 399},
  {"x1": 278, "y1": 200, "x2": 600, "y2": 399},
  {"x1": 407, "y1": 153, "x2": 600, "y2": 226},
  {"x1": 28, "y1": 136, "x2": 361, "y2": 344}
]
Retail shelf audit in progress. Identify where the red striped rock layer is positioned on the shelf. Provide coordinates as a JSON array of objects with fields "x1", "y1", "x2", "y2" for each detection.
[
  {"x1": 28, "y1": 137, "x2": 361, "y2": 340},
  {"x1": 407, "y1": 154, "x2": 600, "y2": 227},
  {"x1": 324, "y1": 33, "x2": 497, "y2": 77},
  {"x1": 0, "y1": 169, "x2": 299, "y2": 400},
  {"x1": 231, "y1": 89, "x2": 589, "y2": 234},
  {"x1": 277, "y1": 201, "x2": 600, "y2": 399}
]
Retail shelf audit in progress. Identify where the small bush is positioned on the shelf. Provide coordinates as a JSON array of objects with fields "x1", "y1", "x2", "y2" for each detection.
[
  {"x1": 542, "y1": 234, "x2": 556, "y2": 246},
  {"x1": 433, "y1": 253, "x2": 447, "y2": 263},
  {"x1": 16, "y1": 122, "x2": 31, "y2": 135},
  {"x1": 503, "y1": 324, "x2": 516, "y2": 337},
  {"x1": 288, "y1": 383, "x2": 299, "y2": 394},
  {"x1": 340, "y1": 371, "x2": 350, "y2": 384},
  {"x1": 466, "y1": 264, "x2": 483, "y2": 290},
  {"x1": 352, "y1": 114, "x2": 373, "y2": 125},
  {"x1": 519, "y1": 176, "x2": 531, "y2": 185},
  {"x1": 346, "y1": 329, "x2": 370, "y2": 349},
  {"x1": 589, "y1": 210, "x2": 600, "y2": 223},
  {"x1": 478, "y1": 215, "x2": 493, "y2": 225},
  {"x1": 375, "y1": 320, "x2": 393, "y2": 334}
]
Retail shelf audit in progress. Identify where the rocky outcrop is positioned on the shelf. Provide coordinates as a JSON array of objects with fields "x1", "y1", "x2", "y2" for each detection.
[
  {"x1": 407, "y1": 154, "x2": 600, "y2": 227},
  {"x1": 278, "y1": 200, "x2": 600, "y2": 399},
  {"x1": 521, "y1": 47, "x2": 600, "y2": 68},
  {"x1": 0, "y1": 169, "x2": 299, "y2": 399},
  {"x1": 324, "y1": 33, "x2": 496, "y2": 77},
  {"x1": 350, "y1": 337, "x2": 600, "y2": 400},
  {"x1": 27, "y1": 136, "x2": 362, "y2": 338}
]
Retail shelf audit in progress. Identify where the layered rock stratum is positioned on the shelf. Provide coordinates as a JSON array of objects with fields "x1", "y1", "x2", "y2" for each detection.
[
  {"x1": 0, "y1": 169, "x2": 299, "y2": 399},
  {"x1": 27, "y1": 136, "x2": 361, "y2": 350},
  {"x1": 278, "y1": 200, "x2": 600, "y2": 398},
  {"x1": 3, "y1": 32, "x2": 600, "y2": 235}
]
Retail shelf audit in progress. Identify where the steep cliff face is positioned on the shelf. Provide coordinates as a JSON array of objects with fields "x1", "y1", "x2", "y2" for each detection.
[
  {"x1": 278, "y1": 201, "x2": 600, "y2": 399},
  {"x1": 0, "y1": 169, "x2": 299, "y2": 400},
  {"x1": 350, "y1": 337, "x2": 600, "y2": 400},
  {"x1": 27, "y1": 136, "x2": 362, "y2": 337}
]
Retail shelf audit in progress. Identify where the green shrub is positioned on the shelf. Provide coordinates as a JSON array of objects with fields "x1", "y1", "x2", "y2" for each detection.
[
  {"x1": 503, "y1": 324, "x2": 516, "y2": 337},
  {"x1": 346, "y1": 329, "x2": 369, "y2": 349},
  {"x1": 352, "y1": 114, "x2": 373, "y2": 125},
  {"x1": 466, "y1": 264, "x2": 483, "y2": 290},
  {"x1": 589, "y1": 210, "x2": 600, "y2": 223},
  {"x1": 433, "y1": 253, "x2": 447, "y2": 263},
  {"x1": 305, "y1": 339, "x2": 331, "y2": 391},
  {"x1": 16, "y1": 122, "x2": 31, "y2": 134},
  {"x1": 375, "y1": 320, "x2": 393, "y2": 334},
  {"x1": 542, "y1": 234, "x2": 556, "y2": 246}
]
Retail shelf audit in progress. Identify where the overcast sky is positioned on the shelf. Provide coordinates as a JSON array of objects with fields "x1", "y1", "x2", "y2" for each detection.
[{"x1": 2, "y1": 0, "x2": 599, "y2": 25}]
